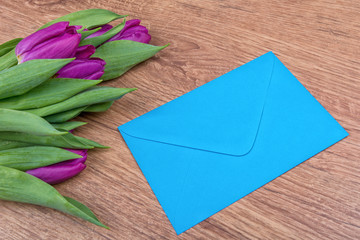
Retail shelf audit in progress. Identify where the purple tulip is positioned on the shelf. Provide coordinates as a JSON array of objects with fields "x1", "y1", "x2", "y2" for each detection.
[
  {"x1": 85, "y1": 24, "x2": 113, "y2": 39},
  {"x1": 74, "y1": 44, "x2": 96, "y2": 59},
  {"x1": 63, "y1": 149, "x2": 88, "y2": 164},
  {"x1": 16, "y1": 22, "x2": 81, "y2": 63},
  {"x1": 107, "y1": 19, "x2": 151, "y2": 43},
  {"x1": 26, "y1": 149, "x2": 88, "y2": 185},
  {"x1": 56, "y1": 58, "x2": 106, "y2": 80}
]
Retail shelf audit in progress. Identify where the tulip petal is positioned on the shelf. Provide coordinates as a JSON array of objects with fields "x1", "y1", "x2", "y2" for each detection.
[
  {"x1": 21, "y1": 27, "x2": 81, "y2": 63},
  {"x1": 108, "y1": 26, "x2": 149, "y2": 42},
  {"x1": 16, "y1": 22, "x2": 69, "y2": 57},
  {"x1": 64, "y1": 149, "x2": 88, "y2": 164},
  {"x1": 118, "y1": 32, "x2": 151, "y2": 44},
  {"x1": 73, "y1": 25, "x2": 83, "y2": 30},
  {"x1": 120, "y1": 25, "x2": 149, "y2": 35},
  {"x1": 75, "y1": 45, "x2": 96, "y2": 59},
  {"x1": 57, "y1": 58, "x2": 106, "y2": 80},
  {"x1": 105, "y1": 19, "x2": 151, "y2": 44},
  {"x1": 107, "y1": 19, "x2": 141, "y2": 42},
  {"x1": 122, "y1": 19, "x2": 141, "y2": 31},
  {"x1": 85, "y1": 71, "x2": 104, "y2": 80},
  {"x1": 85, "y1": 24, "x2": 113, "y2": 38},
  {"x1": 26, "y1": 162, "x2": 86, "y2": 184},
  {"x1": 80, "y1": 21, "x2": 126, "y2": 47}
]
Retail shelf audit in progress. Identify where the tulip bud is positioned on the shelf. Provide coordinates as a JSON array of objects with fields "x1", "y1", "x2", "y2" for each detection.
[
  {"x1": 16, "y1": 22, "x2": 81, "y2": 63},
  {"x1": 63, "y1": 148, "x2": 88, "y2": 164},
  {"x1": 107, "y1": 19, "x2": 151, "y2": 44},
  {"x1": 75, "y1": 44, "x2": 96, "y2": 59},
  {"x1": 85, "y1": 24, "x2": 113, "y2": 39},
  {"x1": 26, "y1": 149, "x2": 88, "y2": 184},
  {"x1": 56, "y1": 58, "x2": 106, "y2": 80}
]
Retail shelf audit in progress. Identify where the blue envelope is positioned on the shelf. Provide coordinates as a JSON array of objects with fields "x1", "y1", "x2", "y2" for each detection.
[{"x1": 118, "y1": 52, "x2": 348, "y2": 234}]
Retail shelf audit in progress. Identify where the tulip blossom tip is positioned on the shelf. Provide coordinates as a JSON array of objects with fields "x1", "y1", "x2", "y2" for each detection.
[{"x1": 16, "y1": 22, "x2": 81, "y2": 63}]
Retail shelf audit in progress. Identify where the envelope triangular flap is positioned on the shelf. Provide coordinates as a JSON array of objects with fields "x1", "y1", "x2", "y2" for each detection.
[{"x1": 120, "y1": 52, "x2": 276, "y2": 156}]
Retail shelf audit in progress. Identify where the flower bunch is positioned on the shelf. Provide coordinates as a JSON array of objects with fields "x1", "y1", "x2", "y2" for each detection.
[{"x1": 0, "y1": 9, "x2": 167, "y2": 228}]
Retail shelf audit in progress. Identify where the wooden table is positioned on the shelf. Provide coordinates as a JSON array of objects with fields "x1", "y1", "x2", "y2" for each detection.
[{"x1": 0, "y1": 1, "x2": 359, "y2": 239}]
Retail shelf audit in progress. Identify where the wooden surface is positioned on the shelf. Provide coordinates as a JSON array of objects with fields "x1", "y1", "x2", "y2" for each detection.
[{"x1": 0, "y1": 0, "x2": 359, "y2": 239}]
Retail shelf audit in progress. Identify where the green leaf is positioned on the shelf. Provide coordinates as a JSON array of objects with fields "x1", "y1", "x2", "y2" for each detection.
[
  {"x1": 0, "y1": 78, "x2": 102, "y2": 110},
  {"x1": 92, "y1": 40, "x2": 168, "y2": 80},
  {"x1": 0, "y1": 166, "x2": 108, "y2": 228},
  {"x1": 52, "y1": 121, "x2": 87, "y2": 131},
  {"x1": 0, "y1": 49, "x2": 18, "y2": 71},
  {"x1": 0, "y1": 58, "x2": 73, "y2": 100},
  {"x1": 79, "y1": 27, "x2": 101, "y2": 40},
  {"x1": 0, "y1": 140, "x2": 32, "y2": 151},
  {"x1": 64, "y1": 196, "x2": 100, "y2": 222},
  {"x1": 26, "y1": 86, "x2": 136, "y2": 117},
  {"x1": 79, "y1": 20, "x2": 126, "y2": 47},
  {"x1": 0, "y1": 146, "x2": 81, "y2": 171},
  {"x1": 75, "y1": 136, "x2": 109, "y2": 149},
  {"x1": 45, "y1": 100, "x2": 116, "y2": 123},
  {"x1": 45, "y1": 106, "x2": 88, "y2": 123},
  {"x1": 39, "y1": 9, "x2": 126, "y2": 30},
  {"x1": 0, "y1": 109, "x2": 66, "y2": 136},
  {"x1": 0, "y1": 38, "x2": 22, "y2": 57},
  {"x1": 84, "y1": 101, "x2": 114, "y2": 112},
  {"x1": 0, "y1": 132, "x2": 94, "y2": 149}
]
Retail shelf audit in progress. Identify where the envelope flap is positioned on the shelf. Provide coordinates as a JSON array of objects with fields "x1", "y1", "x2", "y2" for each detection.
[{"x1": 120, "y1": 52, "x2": 275, "y2": 156}]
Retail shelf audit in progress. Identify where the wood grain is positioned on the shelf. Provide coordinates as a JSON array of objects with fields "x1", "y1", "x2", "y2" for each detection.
[{"x1": 0, "y1": 0, "x2": 359, "y2": 239}]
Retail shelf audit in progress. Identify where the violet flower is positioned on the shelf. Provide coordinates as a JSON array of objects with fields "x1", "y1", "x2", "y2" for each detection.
[
  {"x1": 15, "y1": 22, "x2": 81, "y2": 63},
  {"x1": 86, "y1": 20, "x2": 151, "y2": 44},
  {"x1": 56, "y1": 58, "x2": 106, "y2": 80},
  {"x1": 85, "y1": 24, "x2": 113, "y2": 38},
  {"x1": 75, "y1": 44, "x2": 96, "y2": 59},
  {"x1": 107, "y1": 19, "x2": 151, "y2": 43},
  {"x1": 26, "y1": 149, "x2": 88, "y2": 185}
]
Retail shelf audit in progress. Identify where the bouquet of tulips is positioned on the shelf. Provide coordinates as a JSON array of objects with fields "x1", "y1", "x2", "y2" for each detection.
[{"x1": 0, "y1": 9, "x2": 167, "y2": 228}]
